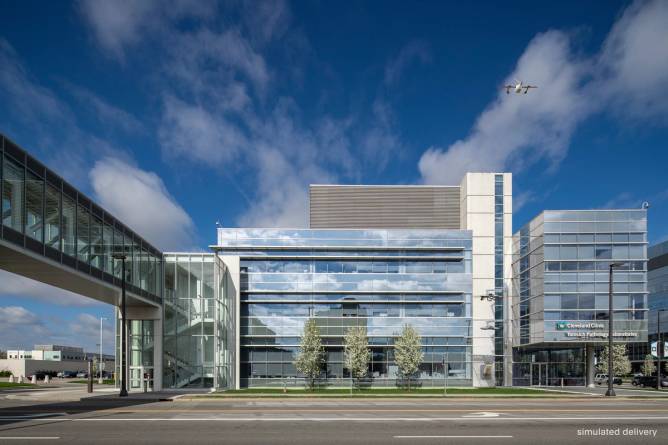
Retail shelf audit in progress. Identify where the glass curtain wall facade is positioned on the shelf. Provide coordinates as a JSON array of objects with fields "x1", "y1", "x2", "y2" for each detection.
[
  {"x1": 216, "y1": 229, "x2": 473, "y2": 388},
  {"x1": 1, "y1": 134, "x2": 162, "y2": 304},
  {"x1": 512, "y1": 210, "x2": 648, "y2": 386},
  {"x1": 493, "y1": 174, "x2": 505, "y2": 385},
  {"x1": 163, "y1": 254, "x2": 233, "y2": 389},
  {"x1": 642, "y1": 241, "x2": 668, "y2": 371}
]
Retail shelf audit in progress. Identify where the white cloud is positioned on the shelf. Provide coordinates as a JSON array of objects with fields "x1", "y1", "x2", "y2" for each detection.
[
  {"x1": 0, "y1": 39, "x2": 132, "y2": 189},
  {"x1": 0, "y1": 306, "x2": 114, "y2": 353},
  {"x1": 0, "y1": 306, "x2": 42, "y2": 326},
  {"x1": 78, "y1": 0, "x2": 216, "y2": 61},
  {"x1": 90, "y1": 157, "x2": 196, "y2": 250},
  {"x1": 0, "y1": 271, "x2": 102, "y2": 307},
  {"x1": 596, "y1": 0, "x2": 668, "y2": 122},
  {"x1": 166, "y1": 28, "x2": 270, "y2": 96},
  {"x1": 241, "y1": 0, "x2": 292, "y2": 45},
  {"x1": 418, "y1": 0, "x2": 668, "y2": 185},
  {"x1": 419, "y1": 31, "x2": 588, "y2": 184},
  {"x1": 80, "y1": 0, "x2": 409, "y2": 228},
  {"x1": 69, "y1": 313, "x2": 115, "y2": 352},
  {"x1": 360, "y1": 98, "x2": 403, "y2": 173},
  {"x1": 237, "y1": 101, "x2": 344, "y2": 227},
  {"x1": 0, "y1": 306, "x2": 49, "y2": 351},
  {"x1": 0, "y1": 40, "x2": 73, "y2": 125},
  {"x1": 159, "y1": 95, "x2": 248, "y2": 166},
  {"x1": 66, "y1": 84, "x2": 143, "y2": 134},
  {"x1": 384, "y1": 40, "x2": 431, "y2": 86}
]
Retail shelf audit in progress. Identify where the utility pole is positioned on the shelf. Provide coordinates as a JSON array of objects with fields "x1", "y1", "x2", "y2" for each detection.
[
  {"x1": 113, "y1": 253, "x2": 128, "y2": 397},
  {"x1": 99, "y1": 317, "x2": 107, "y2": 384},
  {"x1": 658, "y1": 309, "x2": 666, "y2": 391},
  {"x1": 606, "y1": 262, "x2": 625, "y2": 397}
]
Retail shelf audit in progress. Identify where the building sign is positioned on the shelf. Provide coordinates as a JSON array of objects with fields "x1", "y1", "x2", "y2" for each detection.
[
  {"x1": 556, "y1": 322, "x2": 604, "y2": 330},
  {"x1": 554, "y1": 321, "x2": 640, "y2": 339},
  {"x1": 650, "y1": 341, "x2": 668, "y2": 358}
]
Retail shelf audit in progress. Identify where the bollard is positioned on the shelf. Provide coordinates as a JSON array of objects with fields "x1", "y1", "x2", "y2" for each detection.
[
  {"x1": 87, "y1": 361, "x2": 93, "y2": 393},
  {"x1": 45, "y1": 375, "x2": 50, "y2": 384},
  {"x1": 8, "y1": 375, "x2": 15, "y2": 383},
  {"x1": 18, "y1": 375, "x2": 24, "y2": 384},
  {"x1": 31, "y1": 375, "x2": 37, "y2": 384}
]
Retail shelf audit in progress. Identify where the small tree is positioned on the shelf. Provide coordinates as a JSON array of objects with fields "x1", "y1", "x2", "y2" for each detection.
[
  {"x1": 394, "y1": 324, "x2": 424, "y2": 391},
  {"x1": 344, "y1": 326, "x2": 370, "y2": 388},
  {"x1": 598, "y1": 344, "x2": 632, "y2": 376},
  {"x1": 294, "y1": 318, "x2": 325, "y2": 390},
  {"x1": 642, "y1": 354, "x2": 656, "y2": 376}
]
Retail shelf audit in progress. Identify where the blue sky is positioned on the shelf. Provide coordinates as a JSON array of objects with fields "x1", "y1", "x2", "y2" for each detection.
[{"x1": 1, "y1": 0, "x2": 668, "y2": 352}]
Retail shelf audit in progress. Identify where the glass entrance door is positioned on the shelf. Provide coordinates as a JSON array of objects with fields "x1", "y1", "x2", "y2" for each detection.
[
  {"x1": 129, "y1": 366, "x2": 154, "y2": 392},
  {"x1": 531, "y1": 363, "x2": 548, "y2": 386}
]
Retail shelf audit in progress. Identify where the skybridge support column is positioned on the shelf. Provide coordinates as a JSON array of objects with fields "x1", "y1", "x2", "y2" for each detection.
[
  {"x1": 125, "y1": 305, "x2": 163, "y2": 391},
  {"x1": 586, "y1": 344, "x2": 595, "y2": 388}
]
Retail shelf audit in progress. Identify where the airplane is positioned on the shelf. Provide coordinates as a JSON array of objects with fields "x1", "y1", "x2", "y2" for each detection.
[{"x1": 504, "y1": 79, "x2": 538, "y2": 94}]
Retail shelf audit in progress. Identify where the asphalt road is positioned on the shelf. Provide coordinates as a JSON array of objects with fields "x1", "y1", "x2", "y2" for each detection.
[{"x1": 1, "y1": 388, "x2": 667, "y2": 444}]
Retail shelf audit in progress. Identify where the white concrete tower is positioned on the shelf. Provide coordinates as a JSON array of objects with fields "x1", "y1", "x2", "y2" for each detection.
[{"x1": 459, "y1": 173, "x2": 512, "y2": 387}]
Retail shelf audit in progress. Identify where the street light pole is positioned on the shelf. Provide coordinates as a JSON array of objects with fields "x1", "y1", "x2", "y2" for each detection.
[
  {"x1": 443, "y1": 356, "x2": 448, "y2": 396},
  {"x1": 658, "y1": 309, "x2": 667, "y2": 392},
  {"x1": 606, "y1": 262, "x2": 624, "y2": 397},
  {"x1": 99, "y1": 317, "x2": 107, "y2": 384},
  {"x1": 113, "y1": 253, "x2": 128, "y2": 397}
]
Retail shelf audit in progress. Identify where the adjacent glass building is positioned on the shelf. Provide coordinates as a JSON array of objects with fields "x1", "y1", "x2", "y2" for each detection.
[
  {"x1": 162, "y1": 254, "x2": 234, "y2": 389},
  {"x1": 512, "y1": 210, "x2": 648, "y2": 386},
  {"x1": 214, "y1": 229, "x2": 473, "y2": 387},
  {"x1": 631, "y1": 240, "x2": 668, "y2": 370}
]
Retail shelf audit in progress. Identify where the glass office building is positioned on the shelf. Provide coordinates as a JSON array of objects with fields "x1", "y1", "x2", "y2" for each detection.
[
  {"x1": 214, "y1": 229, "x2": 473, "y2": 387},
  {"x1": 637, "y1": 241, "x2": 668, "y2": 369},
  {"x1": 3, "y1": 133, "x2": 656, "y2": 390},
  {"x1": 512, "y1": 210, "x2": 648, "y2": 386}
]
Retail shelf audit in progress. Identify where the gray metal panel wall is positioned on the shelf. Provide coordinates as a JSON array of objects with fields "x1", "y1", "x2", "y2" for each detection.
[{"x1": 309, "y1": 185, "x2": 461, "y2": 229}]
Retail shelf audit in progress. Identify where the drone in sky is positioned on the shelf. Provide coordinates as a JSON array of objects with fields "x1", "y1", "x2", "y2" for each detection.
[{"x1": 504, "y1": 79, "x2": 538, "y2": 94}]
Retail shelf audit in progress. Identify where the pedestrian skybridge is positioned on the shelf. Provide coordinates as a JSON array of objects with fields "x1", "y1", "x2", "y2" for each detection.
[{"x1": 1, "y1": 133, "x2": 162, "y2": 308}]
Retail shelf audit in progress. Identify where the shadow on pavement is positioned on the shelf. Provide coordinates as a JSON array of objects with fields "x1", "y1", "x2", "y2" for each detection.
[{"x1": 0, "y1": 390, "x2": 173, "y2": 432}]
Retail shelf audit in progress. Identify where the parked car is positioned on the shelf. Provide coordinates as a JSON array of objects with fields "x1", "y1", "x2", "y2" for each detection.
[
  {"x1": 59, "y1": 371, "x2": 77, "y2": 378},
  {"x1": 28, "y1": 372, "x2": 47, "y2": 381},
  {"x1": 636, "y1": 375, "x2": 668, "y2": 388},
  {"x1": 594, "y1": 373, "x2": 622, "y2": 385},
  {"x1": 27, "y1": 371, "x2": 57, "y2": 380},
  {"x1": 76, "y1": 371, "x2": 88, "y2": 378}
]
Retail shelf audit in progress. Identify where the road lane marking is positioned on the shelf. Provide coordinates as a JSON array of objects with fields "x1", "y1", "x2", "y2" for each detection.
[
  {"x1": 394, "y1": 436, "x2": 512, "y2": 439},
  {"x1": 0, "y1": 414, "x2": 66, "y2": 420},
  {"x1": 462, "y1": 412, "x2": 500, "y2": 417},
  {"x1": 71, "y1": 416, "x2": 668, "y2": 422},
  {"x1": 63, "y1": 408, "x2": 668, "y2": 413},
  {"x1": 0, "y1": 438, "x2": 60, "y2": 441}
]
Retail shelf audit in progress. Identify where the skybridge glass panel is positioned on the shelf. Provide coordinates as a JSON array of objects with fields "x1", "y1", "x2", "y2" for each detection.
[
  {"x1": 2, "y1": 155, "x2": 23, "y2": 233},
  {"x1": 76, "y1": 204, "x2": 90, "y2": 263},
  {"x1": 25, "y1": 170, "x2": 43, "y2": 242},
  {"x1": 45, "y1": 183, "x2": 60, "y2": 250}
]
